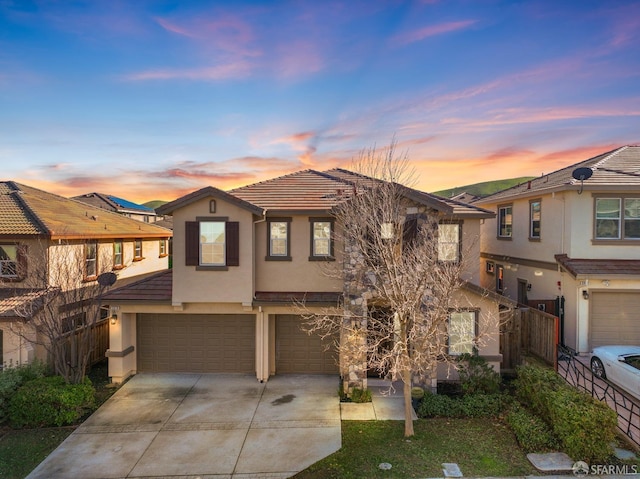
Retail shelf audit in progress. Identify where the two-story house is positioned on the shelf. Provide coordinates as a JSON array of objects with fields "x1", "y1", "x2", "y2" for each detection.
[
  {"x1": 0, "y1": 181, "x2": 172, "y2": 368},
  {"x1": 475, "y1": 145, "x2": 640, "y2": 354},
  {"x1": 104, "y1": 169, "x2": 509, "y2": 387},
  {"x1": 73, "y1": 192, "x2": 158, "y2": 223}
]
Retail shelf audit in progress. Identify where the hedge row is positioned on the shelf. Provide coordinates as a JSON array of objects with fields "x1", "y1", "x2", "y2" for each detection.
[
  {"x1": 418, "y1": 392, "x2": 508, "y2": 418},
  {"x1": 513, "y1": 365, "x2": 617, "y2": 462}
]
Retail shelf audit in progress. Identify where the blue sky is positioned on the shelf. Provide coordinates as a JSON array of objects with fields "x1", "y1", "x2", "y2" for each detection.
[{"x1": 1, "y1": 0, "x2": 639, "y2": 202}]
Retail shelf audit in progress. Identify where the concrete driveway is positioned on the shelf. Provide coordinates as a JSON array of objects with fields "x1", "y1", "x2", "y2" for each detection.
[{"x1": 27, "y1": 373, "x2": 341, "y2": 479}]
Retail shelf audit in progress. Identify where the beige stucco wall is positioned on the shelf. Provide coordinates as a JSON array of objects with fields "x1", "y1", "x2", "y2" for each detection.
[
  {"x1": 255, "y1": 215, "x2": 343, "y2": 293},
  {"x1": 0, "y1": 323, "x2": 36, "y2": 368},
  {"x1": 171, "y1": 198, "x2": 255, "y2": 305}
]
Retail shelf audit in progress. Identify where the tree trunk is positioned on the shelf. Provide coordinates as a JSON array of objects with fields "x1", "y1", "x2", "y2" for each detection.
[{"x1": 403, "y1": 368, "x2": 414, "y2": 437}]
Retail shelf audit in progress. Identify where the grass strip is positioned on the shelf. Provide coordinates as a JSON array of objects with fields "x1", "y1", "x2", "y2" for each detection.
[{"x1": 294, "y1": 418, "x2": 537, "y2": 479}]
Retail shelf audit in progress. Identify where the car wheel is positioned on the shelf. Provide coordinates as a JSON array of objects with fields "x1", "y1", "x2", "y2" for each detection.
[{"x1": 591, "y1": 357, "x2": 607, "y2": 379}]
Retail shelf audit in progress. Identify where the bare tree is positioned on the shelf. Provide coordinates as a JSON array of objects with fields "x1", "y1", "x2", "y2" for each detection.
[
  {"x1": 303, "y1": 143, "x2": 496, "y2": 437},
  {"x1": 9, "y1": 240, "x2": 115, "y2": 384}
]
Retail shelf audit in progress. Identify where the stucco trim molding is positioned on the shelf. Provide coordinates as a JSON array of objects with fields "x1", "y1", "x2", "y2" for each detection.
[
  {"x1": 480, "y1": 252, "x2": 557, "y2": 271},
  {"x1": 105, "y1": 346, "x2": 135, "y2": 358}
]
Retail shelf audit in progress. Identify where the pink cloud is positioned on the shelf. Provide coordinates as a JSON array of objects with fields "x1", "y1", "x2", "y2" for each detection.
[
  {"x1": 123, "y1": 62, "x2": 253, "y2": 81},
  {"x1": 392, "y1": 20, "x2": 476, "y2": 46}
]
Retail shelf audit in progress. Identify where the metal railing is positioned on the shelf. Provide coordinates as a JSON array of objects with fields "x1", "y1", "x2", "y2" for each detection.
[{"x1": 557, "y1": 344, "x2": 640, "y2": 449}]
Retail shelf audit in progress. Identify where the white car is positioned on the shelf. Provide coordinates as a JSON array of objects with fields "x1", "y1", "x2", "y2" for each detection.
[{"x1": 590, "y1": 345, "x2": 640, "y2": 400}]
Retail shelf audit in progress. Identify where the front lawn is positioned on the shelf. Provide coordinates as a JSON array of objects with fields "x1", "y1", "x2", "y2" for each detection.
[
  {"x1": 294, "y1": 418, "x2": 537, "y2": 479},
  {"x1": 0, "y1": 427, "x2": 74, "y2": 479}
]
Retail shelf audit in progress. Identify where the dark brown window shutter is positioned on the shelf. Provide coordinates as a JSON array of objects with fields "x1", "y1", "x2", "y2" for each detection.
[
  {"x1": 17, "y1": 245, "x2": 28, "y2": 280},
  {"x1": 226, "y1": 222, "x2": 240, "y2": 266},
  {"x1": 403, "y1": 217, "x2": 418, "y2": 248},
  {"x1": 185, "y1": 221, "x2": 200, "y2": 266}
]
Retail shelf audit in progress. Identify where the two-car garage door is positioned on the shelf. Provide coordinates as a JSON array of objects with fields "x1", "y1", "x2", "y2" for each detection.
[
  {"x1": 137, "y1": 313, "x2": 339, "y2": 375},
  {"x1": 137, "y1": 314, "x2": 255, "y2": 373},
  {"x1": 590, "y1": 292, "x2": 640, "y2": 348}
]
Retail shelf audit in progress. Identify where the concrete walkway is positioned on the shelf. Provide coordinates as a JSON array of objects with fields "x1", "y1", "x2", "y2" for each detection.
[
  {"x1": 27, "y1": 373, "x2": 341, "y2": 479},
  {"x1": 340, "y1": 378, "x2": 419, "y2": 420}
]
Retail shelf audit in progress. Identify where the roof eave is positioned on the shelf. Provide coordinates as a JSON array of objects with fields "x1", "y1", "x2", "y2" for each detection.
[{"x1": 157, "y1": 186, "x2": 264, "y2": 216}]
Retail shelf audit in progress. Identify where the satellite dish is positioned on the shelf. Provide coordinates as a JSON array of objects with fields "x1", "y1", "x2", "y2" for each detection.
[
  {"x1": 97, "y1": 271, "x2": 117, "y2": 287},
  {"x1": 572, "y1": 167, "x2": 593, "y2": 181},
  {"x1": 572, "y1": 167, "x2": 593, "y2": 194}
]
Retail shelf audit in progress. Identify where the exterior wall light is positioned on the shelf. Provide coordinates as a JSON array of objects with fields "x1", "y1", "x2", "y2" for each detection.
[
  {"x1": 110, "y1": 315, "x2": 118, "y2": 325},
  {"x1": 582, "y1": 290, "x2": 589, "y2": 300}
]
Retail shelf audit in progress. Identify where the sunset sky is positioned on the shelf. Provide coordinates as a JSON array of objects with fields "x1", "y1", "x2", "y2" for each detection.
[{"x1": 1, "y1": 1, "x2": 639, "y2": 203}]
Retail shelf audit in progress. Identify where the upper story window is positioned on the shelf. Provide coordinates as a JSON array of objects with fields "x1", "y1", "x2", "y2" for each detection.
[
  {"x1": 438, "y1": 223, "x2": 461, "y2": 262},
  {"x1": 448, "y1": 310, "x2": 477, "y2": 355},
  {"x1": 529, "y1": 200, "x2": 541, "y2": 240},
  {"x1": 595, "y1": 197, "x2": 640, "y2": 240},
  {"x1": 159, "y1": 239, "x2": 168, "y2": 257},
  {"x1": 85, "y1": 241, "x2": 98, "y2": 280},
  {"x1": 0, "y1": 245, "x2": 18, "y2": 278},
  {"x1": 113, "y1": 240, "x2": 123, "y2": 268},
  {"x1": 267, "y1": 218, "x2": 291, "y2": 260},
  {"x1": 200, "y1": 222, "x2": 225, "y2": 265},
  {"x1": 133, "y1": 239, "x2": 143, "y2": 261},
  {"x1": 498, "y1": 205, "x2": 512, "y2": 239},
  {"x1": 185, "y1": 217, "x2": 240, "y2": 270},
  {"x1": 309, "y1": 218, "x2": 334, "y2": 260}
]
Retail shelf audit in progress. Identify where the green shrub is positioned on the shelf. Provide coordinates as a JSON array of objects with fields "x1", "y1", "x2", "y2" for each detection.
[
  {"x1": 9, "y1": 376, "x2": 95, "y2": 428},
  {"x1": 547, "y1": 388, "x2": 617, "y2": 463},
  {"x1": 350, "y1": 387, "x2": 372, "y2": 403},
  {"x1": 0, "y1": 361, "x2": 47, "y2": 424},
  {"x1": 506, "y1": 404, "x2": 559, "y2": 452},
  {"x1": 418, "y1": 393, "x2": 507, "y2": 418},
  {"x1": 513, "y1": 364, "x2": 617, "y2": 462},
  {"x1": 457, "y1": 354, "x2": 502, "y2": 395}
]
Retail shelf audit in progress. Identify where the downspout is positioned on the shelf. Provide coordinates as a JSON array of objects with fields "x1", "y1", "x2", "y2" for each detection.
[{"x1": 253, "y1": 210, "x2": 268, "y2": 381}]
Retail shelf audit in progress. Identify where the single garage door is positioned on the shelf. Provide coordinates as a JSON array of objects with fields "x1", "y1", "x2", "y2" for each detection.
[
  {"x1": 276, "y1": 314, "x2": 339, "y2": 374},
  {"x1": 137, "y1": 314, "x2": 255, "y2": 373},
  {"x1": 590, "y1": 292, "x2": 640, "y2": 348}
]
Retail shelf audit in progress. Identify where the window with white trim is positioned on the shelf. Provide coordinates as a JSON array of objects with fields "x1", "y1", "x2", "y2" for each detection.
[
  {"x1": 85, "y1": 241, "x2": 98, "y2": 279},
  {"x1": 448, "y1": 310, "x2": 477, "y2": 355},
  {"x1": 438, "y1": 223, "x2": 460, "y2": 262},
  {"x1": 113, "y1": 240, "x2": 123, "y2": 268},
  {"x1": 0, "y1": 245, "x2": 18, "y2": 278},
  {"x1": 595, "y1": 197, "x2": 640, "y2": 240}
]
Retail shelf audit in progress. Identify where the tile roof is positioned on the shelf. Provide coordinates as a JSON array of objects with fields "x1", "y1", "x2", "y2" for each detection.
[
  {"x1": 102, "y1": 269, "x2": 173, "y2": 302},
  {"x1": 0, "y1": 288, "x2": 54, "y2": 319},
  {"x1": 0, "y1": 182, "x2": 171, "y2": 240},
  {"x1": 476, "y1": 146, "x2": 640, "y2": 203},
  {"x1": 157, "y1": 185, "x2": 264, "y2": 216},
  {"x1": 228, "y1": 168, "x2": 493, "y2": 217},
  {"x1": 555, "y1": 254, "x2": 640, "y2": 278},
  {"x1": 230, "y1": 169, "x2": 354, "y2": 211}
]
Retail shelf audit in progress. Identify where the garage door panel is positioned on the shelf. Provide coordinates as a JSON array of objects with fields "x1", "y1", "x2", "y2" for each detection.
[
  {"x1": 138, "y1": 314, "x2": 255, "y2": 373},
  {"x1": 276, "y1": 314, "x2": 338, "y2": 374},
  {"x1": 591, "y1": 292, "x2": 640, "y2": 348}
]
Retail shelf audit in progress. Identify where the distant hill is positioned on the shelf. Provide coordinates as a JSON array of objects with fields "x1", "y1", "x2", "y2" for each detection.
[
  {"x1": 433, "y1": 176, "x2": 536, "y2": 199},
  {"x1": 143, "y1": 200, "x2": 168, "y2": 210}
]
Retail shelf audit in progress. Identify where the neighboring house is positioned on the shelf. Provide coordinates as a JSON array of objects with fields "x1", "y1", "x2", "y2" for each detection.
[
  {"x1": 475, "y1": 145, "x2": 640, "y2": 354},
  {"x1": 104, "y1": 169, "x2": 509, "y2": 388},
  {"x1": 0, "y1": 181, "x2": 172, "y2": 368},
  {"x1": 73, "y1": 192, "x2": 158, "y2": 223},
  {"x1": 450, "y1": 192, "x2": 480, "y2": 203}
]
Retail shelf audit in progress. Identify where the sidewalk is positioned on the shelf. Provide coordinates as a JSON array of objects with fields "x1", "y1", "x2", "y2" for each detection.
[{"x1": 340, "y1": 378, "x2": 418, "y2": 420}]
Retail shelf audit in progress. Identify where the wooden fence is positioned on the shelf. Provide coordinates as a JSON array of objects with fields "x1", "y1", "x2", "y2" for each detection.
[
  {"x1": 62, "y1": 319, "x2": 110, "y2": 367},
  {"x1": 557, "y1": 345, "x2": 640, "y2": 449},
  {"x1": 500, "y1": 306, "x2": 559, "y2": 372}
]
